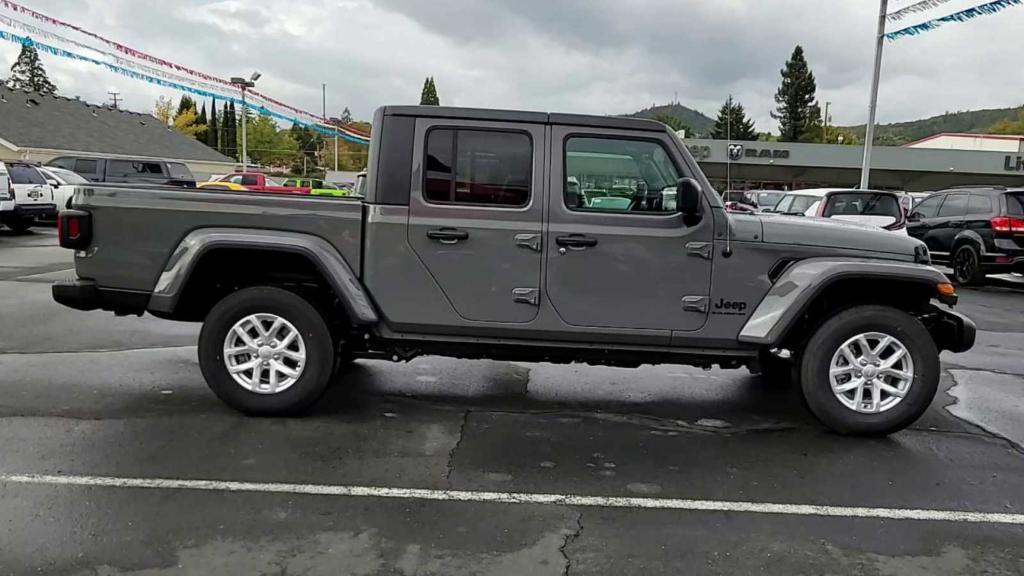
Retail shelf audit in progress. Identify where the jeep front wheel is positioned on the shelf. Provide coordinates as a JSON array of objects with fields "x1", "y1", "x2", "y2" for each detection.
[
  {"x1": 198, "y1": 286, "x2": 334, "y2": 415},
  {"x1": 799, "y1": 305, "x2": 939, "y2": 436}
]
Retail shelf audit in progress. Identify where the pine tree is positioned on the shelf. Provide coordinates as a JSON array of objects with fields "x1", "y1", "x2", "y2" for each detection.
[
  {"x1": 711, "y1": 98, "x2": 758, "y2": 141},
  {"x1": 771, "y1": 45, "x2": 820, "y2": 142},
  {"x1": 195, "y1": 103, "x2": 208, "y2": 142},
  {"x1": 225, "y1": 103, "x2": 237, "y2": 160},
  {"x1": 7, "y1": 41, "x2": 57, "y2": 94},
  {"x1": 176, "y1": 95, "x2": 196, "y2": 117},
  {"x1": 340, "y1": 107, "x2": 353, "y2": 124},
  {"x1": 206, "y1": 100, "x2": 219, "y2": 150},
  {"x1": 419, "y1": 76, "x2": 439, "y2": 106}
]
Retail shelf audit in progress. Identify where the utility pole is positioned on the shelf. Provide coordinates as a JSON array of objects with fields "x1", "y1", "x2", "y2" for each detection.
[
  {"x1": 823, "y1": 101, "x2": 831, "y2": 143},
  {"x1": 107, "y1": 91, "x2": 121, "y2": 109},
  {"x1": 860, "y1": 0, "x2": 888, "y2": 189}
]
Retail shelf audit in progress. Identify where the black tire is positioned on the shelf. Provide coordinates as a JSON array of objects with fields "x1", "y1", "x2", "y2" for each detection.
[
  {"x1": 799, "y1": 305, "x2": 939, "y2": 436},
  {"x1": 951, "y1": 243, "x2": 985, "y2": 286},
  {"x1": 1, "y1": 215, "x2": 33, "y2": 233},
  {"x1": 198, "y1": 286, "x2": 334, "y2": 415}
]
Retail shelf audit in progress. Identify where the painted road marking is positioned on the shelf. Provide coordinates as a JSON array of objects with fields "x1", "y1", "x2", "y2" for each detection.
[{"x1": 3, "y1": 473, "x2": 1024, "y2": 525}]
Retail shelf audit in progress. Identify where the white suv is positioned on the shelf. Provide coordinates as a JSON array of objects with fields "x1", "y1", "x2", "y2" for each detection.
[{"x1": 0, "y1": 161, "x2": 56, "y2": 232}]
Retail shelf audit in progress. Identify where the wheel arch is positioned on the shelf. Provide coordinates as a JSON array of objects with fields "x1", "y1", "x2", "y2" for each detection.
[
  {"x1": 738, "y1": 258, "x2": 951, "y2": 350},
  {"x1": 951, "y1": 230, "x2": 985, "y2": 254},
  {"x1": 147, "y1": 228, "x2": 378, "y2": 325}
]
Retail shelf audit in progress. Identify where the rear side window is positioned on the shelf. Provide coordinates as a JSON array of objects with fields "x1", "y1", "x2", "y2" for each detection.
[
  {"x1": 1006, "y1": 194, "x2": 1024, "y2": 216},
  {"x1": 166, "y1": 162, "x2": 193, "y2": 180},
  {"x1": 822, "y1": 193, "x2": 901, "y2": 218},
  {"x1": 937, "y1": 193, "x2": 968, "y2": 217},
  {"x1": 7, "y1": 164, "x2": 45, "y2": 185},
  {"x1": 240, "y1": 175, "x2": 260, "y2": 186},
  {"x1": 967, "y1": 194, "x2": 993, "y2": 216},
  {"x1": 74, "y1": 159, "x2": 99, "y2": 175},
  {"x1": 108, "y1": 160, "x2": 166, "y2": 177},
  {"x1": 424, "y1": 128, "x2": 532, "y2": 207}
]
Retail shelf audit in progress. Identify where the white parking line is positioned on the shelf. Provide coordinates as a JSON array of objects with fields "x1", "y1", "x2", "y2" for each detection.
[{"x1": 3, "y1": 472, "x2": 1024, "y2": 525}]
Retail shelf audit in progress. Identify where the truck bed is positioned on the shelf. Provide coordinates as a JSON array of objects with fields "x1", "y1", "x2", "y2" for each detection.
[{"x1": 71, "y1": 185, "x2": 364, "y2": 293}]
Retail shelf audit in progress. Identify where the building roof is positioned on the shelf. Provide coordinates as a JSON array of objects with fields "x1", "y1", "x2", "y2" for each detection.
[
  {"x1": 904, "y1": 132, "x2": 1024, "y2": 147},
  {"x1": 0, "y1": 86, "x2": 233, "y2": 163}
]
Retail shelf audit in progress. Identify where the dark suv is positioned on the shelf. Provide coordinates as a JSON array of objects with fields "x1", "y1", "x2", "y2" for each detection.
[
  {"x1": 907, "y1": 186, "x2": 1024, "y2": 285},
  {"x1": 46, "y1": 157, "x2": 196, "y2": 188}
]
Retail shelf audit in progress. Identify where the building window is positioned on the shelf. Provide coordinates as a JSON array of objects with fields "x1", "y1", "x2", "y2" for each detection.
[{"x1": 424, "y1": 128, "x2": 532, "y2": 207}]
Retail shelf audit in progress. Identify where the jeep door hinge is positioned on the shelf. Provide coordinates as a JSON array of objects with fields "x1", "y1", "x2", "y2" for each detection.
[
  {"x1": 686, "y1": 242, "x2": 712, "y2": 260},
  {"x1": 681, "y1": 296, "x2": 709, "y2": 313},
  {"x1": 512, "y1": 287, "x2": 540, "y2": 306}
]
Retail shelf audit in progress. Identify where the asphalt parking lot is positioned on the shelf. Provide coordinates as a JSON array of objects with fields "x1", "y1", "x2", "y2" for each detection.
[{"x1": 2, "y1": 227, "x2": 1024, "y2": 575}]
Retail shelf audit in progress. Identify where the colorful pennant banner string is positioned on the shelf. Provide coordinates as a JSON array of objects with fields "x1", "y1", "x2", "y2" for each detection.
[
  {"x1": 0, "y1": 30, "x2": 370, "y2": 144},
  {"x1": 886, "y1": 0, "x2": 956, "y2": 22},
  {"x1": 885, "y1": 0, "x2": 1023, "y2": 40},
  {"x1": 0, "y1": 0, "x2": 343, "y2": 127}
]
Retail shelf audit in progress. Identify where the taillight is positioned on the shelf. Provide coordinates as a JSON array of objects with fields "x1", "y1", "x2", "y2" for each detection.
[
  {"x1": 990, "y1": 216, "x2": 1024, "y2": 233},
  {"x1": 58, "y1": 209, "x2": 92, "y2": 250}
]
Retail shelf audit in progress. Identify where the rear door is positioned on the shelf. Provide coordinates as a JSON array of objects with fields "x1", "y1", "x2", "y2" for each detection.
[
  {"x1": 931, "y1": 193, "x2": 968, "y2": 254},
  {"x1": 544, "y1": 127, "x2": 714, "y2": 333},
  {"x1": 7, "y1": 164, "x2": 53, "y2": 208},
  {"x1": 407, "y1": 120, "x2": 545, "y2": 324}
]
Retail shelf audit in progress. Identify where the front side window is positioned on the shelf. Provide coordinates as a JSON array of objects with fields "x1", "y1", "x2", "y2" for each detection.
[
  {"x1": 937, "y1": 193, "x2": 968, "y2": 218},
  {"x1": 424, "y1": 128, "x2": 532, "y2": 207},
  {"x1": 910, "y1": 195, "x2": 942, "y2": 219},
  {"x1": 565, "y1": 137, "x2": 680, "y2": 213}
]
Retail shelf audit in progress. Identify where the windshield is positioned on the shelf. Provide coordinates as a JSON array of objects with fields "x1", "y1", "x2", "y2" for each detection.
[
  {"x1": 822, "y1": 193, "x2": 901, "y2": 218},
  {"x1": 755, "y1": 192, "x2": 784, "y2": 208}
]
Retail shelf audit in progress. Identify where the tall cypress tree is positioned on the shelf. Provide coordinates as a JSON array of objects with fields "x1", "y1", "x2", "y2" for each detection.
[
  {"x1": 195, "y1": 103, "x2": 208, "y2": 142},
  {"x1": 206, "y1": 99, "x2": 219, "y2": 150},
  {"x1": 711, "y1": 98, "x2": 757, "y2": 141},
  {"x1": 6, "y1": 40, "x2": 57, "y2": 94},
  {"x1": 771, "y1": 45, "x2": 821, "y2": 142},
  {"x1": 419, "y1": 76, "x2": 439, "y2": 106},
  {"x1": 176, "y1": 95, "x2": 196, "y2": 117},
  {"x1": 225, "y1": 102, "x2": 237, "y2": 160}
]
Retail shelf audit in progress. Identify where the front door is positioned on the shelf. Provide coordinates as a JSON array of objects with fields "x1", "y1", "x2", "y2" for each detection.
[
  {"x1": 544, "y1": 128, "x2": 714, "y2": 332},
  {"x1": 407, "y1": 120, "x2": 545, "y2": 324}
]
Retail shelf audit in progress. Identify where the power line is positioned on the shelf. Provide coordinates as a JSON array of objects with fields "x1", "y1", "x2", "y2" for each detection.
[{"x1": 107, "y1": 91, "x2": 121, "y2": 109}]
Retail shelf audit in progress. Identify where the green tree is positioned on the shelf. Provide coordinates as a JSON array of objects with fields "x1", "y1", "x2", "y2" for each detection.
[
  {"x1": 195, "y1": 103, "x2": 208, "y2": 142},
  {"x1": 176, "y1": 95, "x2": 196, "y2": 117},
  {"x1": 771, "y1": 45, "x2": 821, "y2": 142},
  {"x1": 224, "y1": 102, "x2": 237, "y2": 160},
  {"x1": 420, "y1": 76, "x2": 439, "y2": 106},
  {"x1": 711, "y1": 98, "x2": 757, "y2": 141},
  {"x1": 6, "y1": 40, "x2": 56, "y2": 94},
  {"x1": 340, "y1": 107, "x2": 353, "y2": 124},
  {"x1": 290, "y1": 124, "x2": 322, "y2": 174},
  {"x1": 653, "y1": 113, "x2": 691, "y2": 135},
  {"x1": 206, "y1": 100, "x2": 219, "y2": 149},
  {"x1": 989, "y1": 111, "x2": 1024, "y2": 135},
  {"x1": 240, "y1": 114, "x2": 298, "y2": 167}
]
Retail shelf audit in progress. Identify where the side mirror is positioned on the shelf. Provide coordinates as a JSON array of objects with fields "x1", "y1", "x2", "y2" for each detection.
[
  {"x1": 675, "y1": 177, "x2": 702, "y2": 215},
  {"x1": 46, "y1": 179, "x2": 60, "y2": 187},
  {"x1": 908, "y1": 213, "x2": 921, "y2": 222}
]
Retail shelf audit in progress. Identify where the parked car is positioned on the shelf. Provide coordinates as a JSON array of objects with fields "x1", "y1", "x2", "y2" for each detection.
[
  {"x1": 722, "y1": 190, "x2": 756, "y2": 213},
  {"x1": 744, "y1": 190, "x2": 786, "y2": 212},
  {"x1": 198, "y1": 173, "x2": 310, "y2": 195},
  {"x1": 38, "y1": 166, "x2": 90, "y2": 211},
  {"x1": 907, "y1": 186, "x2": 1024, "y2": 285},
  {"x1": 52, "y1": 104, "x2": 975, "y2": 436},
  {"x1": 0, "y1": 161, "x2": 56, "y2": 232},
  {"x1": 769, "y1": 188, "x2": 907, "y2": 233},
  {"x1": 281, "y1": 178, "x2": 353, "y2": 197},
  {"x1": 0, "y1": 164, "x2": 12, "y2": 222},
  {"x1": 46, "y1": 157, "x2": 196, "y2": 188}
]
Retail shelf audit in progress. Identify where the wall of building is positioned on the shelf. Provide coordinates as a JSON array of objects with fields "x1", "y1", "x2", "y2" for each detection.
[{"x1": 906, "y1": 135, "x2": 1024, "y2": 153}]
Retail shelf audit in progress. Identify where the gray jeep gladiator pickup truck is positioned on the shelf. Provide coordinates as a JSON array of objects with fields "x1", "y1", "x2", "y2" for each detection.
[{"x1": 53, "y1": 105, "x2": 975, "y2": 435}]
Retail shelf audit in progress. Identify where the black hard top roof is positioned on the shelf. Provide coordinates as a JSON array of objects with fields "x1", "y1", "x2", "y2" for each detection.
[{"x1": 379, "y1": 105, "x2": 666, "y2": 132}]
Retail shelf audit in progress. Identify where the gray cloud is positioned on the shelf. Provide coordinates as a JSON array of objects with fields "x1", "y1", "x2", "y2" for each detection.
[{"x1": 1, "y1": 0, "x2": 1022, "y2": 134}]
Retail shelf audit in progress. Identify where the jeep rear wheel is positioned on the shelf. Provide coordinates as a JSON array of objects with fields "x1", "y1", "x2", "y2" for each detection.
[
  {"x1": 799, "y1": 305, "x2": 939, "y2": 436},
  {"x1": 198, "y1": 286, "x2": 334, "y2": 415}
]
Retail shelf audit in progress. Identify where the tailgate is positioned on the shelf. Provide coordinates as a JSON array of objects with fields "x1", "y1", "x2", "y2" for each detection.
[{"x1": 12, "y1": 183, "x2": 53, "y2": 205}]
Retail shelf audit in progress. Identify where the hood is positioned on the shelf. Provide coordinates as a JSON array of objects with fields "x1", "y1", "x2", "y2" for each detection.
[{"x1": 757, "y1": 214, "x2": 921, "y2": 256}]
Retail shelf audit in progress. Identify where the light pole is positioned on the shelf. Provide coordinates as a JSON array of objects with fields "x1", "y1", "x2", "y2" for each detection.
[
  {"x1": 231, "y1": 72, "x2": 261, "y2": 169},
  {"x1": 823, "y1": 101, "x2": 831, "y2": 143},
  {"x1": 860, "y1": 0, "x2": 888, "y2": 189}
]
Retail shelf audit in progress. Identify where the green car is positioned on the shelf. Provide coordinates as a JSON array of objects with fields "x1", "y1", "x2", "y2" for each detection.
[{"x1": 281, "y1": 178, "x2": 353, "y2": 197}]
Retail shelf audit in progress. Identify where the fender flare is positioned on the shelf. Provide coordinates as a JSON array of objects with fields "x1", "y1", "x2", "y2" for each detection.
[
  {"x1": 951, "y1": 230, "x2": 986, "y2": 254},
  {"x1": 738, "y1": 258, "x2": 949, "y2": 346},
  {"x1": 147, "y1": 228, "x2": 379, "y2": 325}
]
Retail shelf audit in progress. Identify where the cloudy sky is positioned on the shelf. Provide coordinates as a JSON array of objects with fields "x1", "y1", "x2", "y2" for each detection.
[{"x1": 1, "y1": 0, "x2": 1022, "y2": 132}]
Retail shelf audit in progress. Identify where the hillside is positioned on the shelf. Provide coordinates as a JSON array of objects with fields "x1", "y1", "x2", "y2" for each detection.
[
  {"x1": 844, "y1": 105, "x2": 1024, "y2": 146},
  {"x1": 627, "y1": 103, "x2": 715, "y2": 136}
]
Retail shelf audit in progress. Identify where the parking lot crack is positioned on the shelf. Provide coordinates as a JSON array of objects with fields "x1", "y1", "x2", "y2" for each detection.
[
  {"x1": 445, "y1": 409, "x2": 470, "y2": 488},
  {"x1": 560, "y1": 511, "x2": 583, "y2": 576}
]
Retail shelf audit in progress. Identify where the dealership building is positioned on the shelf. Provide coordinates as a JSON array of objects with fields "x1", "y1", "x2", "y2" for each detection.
[{"x1": 683, "y1": 136, "x2": 1024, "y2": 192}]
